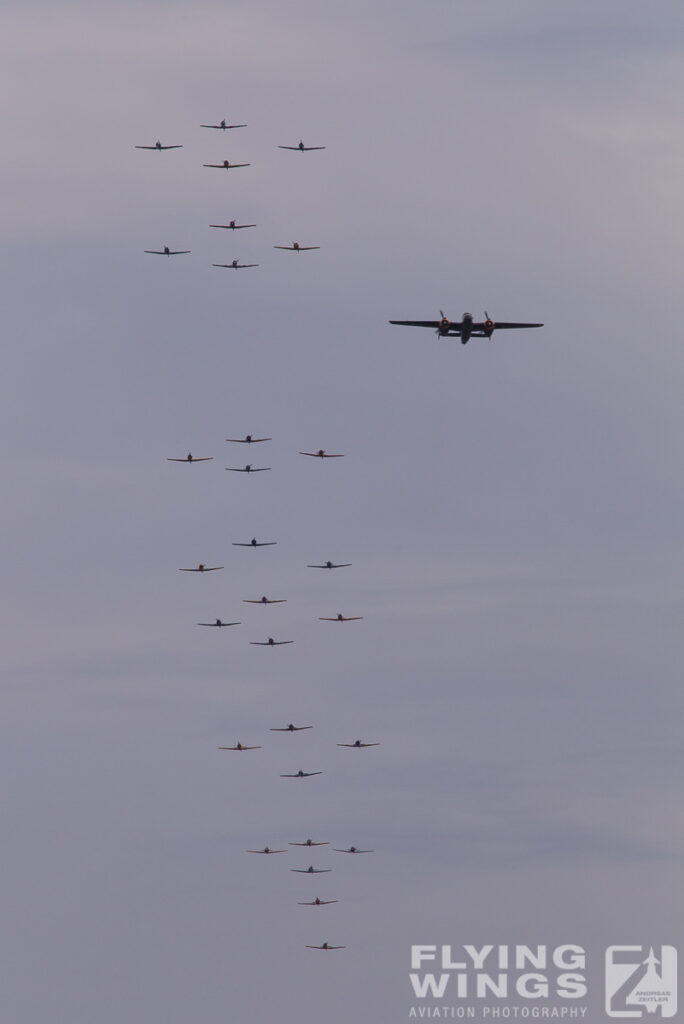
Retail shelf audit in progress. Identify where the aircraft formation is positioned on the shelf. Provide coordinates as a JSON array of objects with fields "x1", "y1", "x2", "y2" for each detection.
[{"x1": 141, "y1": 115, "x2": 543, "y2": 959}]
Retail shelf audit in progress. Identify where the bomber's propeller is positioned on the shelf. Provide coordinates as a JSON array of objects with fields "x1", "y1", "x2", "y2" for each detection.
[{"x1": 437, "y1": 310, "x2": 450, "y2": 336}]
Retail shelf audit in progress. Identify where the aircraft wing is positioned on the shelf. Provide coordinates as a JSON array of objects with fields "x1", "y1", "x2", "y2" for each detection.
[
  {"x1": 471, "y1": 320, "x2": 544, "y2": 332},
  {"x1": 389, "y1": 319, "x2": 456, "y2": 330}
]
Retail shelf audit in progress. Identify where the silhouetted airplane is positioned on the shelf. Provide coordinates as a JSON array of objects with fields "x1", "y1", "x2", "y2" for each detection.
[
  {"x1": 291, "y1": 865, "x2": 331, "y2": 873},
  {"x1": 337, "y1": 740, "x2": 379, "y2": 748},
  {"x1": 135, "y1": 141, "x2": 182, "y2": 150},
  {"x1": 270, "y1": 724, "x2": 312, "y2": 732},
  {"x1": 320, "y1": 614, "x2": 363, "y2": 622},
  {"x1": 251, "y1": 637, "x2": 293, "y2": 646},
  {"x1": 245, "y1": 596, "x2": 287, "y2": 605},
  {"x1": 281, "y1": 770, "x2": 322, "y2": 778},
  {"x1": 299, "y1": 449, "x2": 343, "y2": 458},
  {"x1": 212, "y1": 260, "x2": 258, "y2": 269},
  {"x1": 289, "y1": 839, "x2": 329, "y2": 847},
  {"x1": 246, "y1": 846, "x2": 285, "y2": 854},
  {"x1": 203, "y1": 159, "x2": 250, "y2": 169},
  {"x1": 178, "y1": 564, "x2": 223, "y2": 572},
  {"x1": 274, "y1": 241, "x2": 319, "y2": 252},
  {"x1": 306, "y1": 942, "x2": 345, "y2": 950},
  {"x1": 167, "y1": 453, "x2": 212, "y2": 462},
  {"x1": 226, "y1": 464, "x2": 270, "y2": 472},
  {"x1": 389, "y1": 310, "x2": 543, "y2": 344},
  {"x1": 233, "y1": 538, "x2": 276, "y2": 547},
  {"x1": 225, "y1": 434, "x2": 271, "y2": 444},
  {"x1": 298, "y1": 897, "x2": 337, "y2": 906},
  {"x1": 307, "y1": 561, "x2": 351, "y2": 569},
  {"x1": 210, "y1": 220, "x2": 256, "y2": 230},
  {"x1": 278, "y1": 141, "x2": 325, "y2": 151},
  {"x1": 197, "y1": 619, "x2": 240, "y2": 627},
  {"x1": 145, "y1": 246, "x2": 190, "y2": 255},
  {"x1": 333, "y1": 846, "x2": 373, "y2": 853},
  {"x1": 219, "y1": 742, "x2": 261, "y2": 751},
  {"x1": 201, "y1": 120, "x2": 247, "y2": 130}
]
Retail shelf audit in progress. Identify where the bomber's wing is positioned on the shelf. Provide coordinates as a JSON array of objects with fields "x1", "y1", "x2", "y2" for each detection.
[
  {"x1": 471, "y1": 320, "x2": 544, "y2": 334},
  {"x1": 388, "y1": 319, "x2": 457, "y2": 330}
]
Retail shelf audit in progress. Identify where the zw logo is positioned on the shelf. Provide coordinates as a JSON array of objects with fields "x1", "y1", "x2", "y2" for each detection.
[{"x1": 605, "y1": 946, "x2": 677, "y2": 1018}]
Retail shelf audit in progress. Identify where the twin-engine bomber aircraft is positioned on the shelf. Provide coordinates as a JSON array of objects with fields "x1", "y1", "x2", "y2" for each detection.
[{"x1": 389, "y1": 310, "x2": 543, "y2": 344}]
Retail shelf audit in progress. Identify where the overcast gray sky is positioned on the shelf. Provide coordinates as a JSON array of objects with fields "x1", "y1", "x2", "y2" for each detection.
[{"x1": 2, "y1": 1, "x2": 683, "y2": 1021}]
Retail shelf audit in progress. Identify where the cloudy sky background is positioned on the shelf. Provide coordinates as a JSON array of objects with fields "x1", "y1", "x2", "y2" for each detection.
[{"x1": 2, "y1": 1, "x2": 683, "y2": 1020}]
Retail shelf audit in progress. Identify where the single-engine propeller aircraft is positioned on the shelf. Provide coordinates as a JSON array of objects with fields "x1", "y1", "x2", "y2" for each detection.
[
  {"x1": 135, "y1": 141, "x2": 182, "y2": 150},
  {"x1": 167, "y1": 453, "x2": 212, "y2": 462},
  {"x1": 298, "y1": 897, "x2": 338, "y2": 906},
  {"x1": 291, "y1": 865, "x2": 331, "y2": 873},
  {"x1": 210, "y1": 221, "x2": 256, "y2": 230},
  {"x1": 389, "y1": 310, "x2": 543, "y2": 344},
  {"x1": 273, "y1": 241, "x2": 320, "y2": 252},
  {"x1": 299, "y1": 450, "x2": 344, "y2": 458},
  {"x1": 270, "y1": 724, "x2": 312, "y2": 732},
  {"x1": 281, "y1": 770, "x2": 322, "y2": 778},
  {"x1": 178, "y1": 564, "x2": 223, "y2": 572},
  {"x1": 145, "y1": 246, "x2": 191, "y2": 256},
  {"x1": 197, "y1": 619, "x2": 240, "y2": 627},
  {"x1": 226, "y1": 464, "x2": 270, "y2": 472},
  {"x1": 245, "y1": 596, "x2": 287, "y2": 605},
  {"x1": 250, "y1": 637, "x2": 294, "y2": 646},
  {"x1": 226, "y1": 434, "x2": 271, "y2": 444},
  {"x1": 201, "y1": 120, "x2": 247, "y2": 130},
  {"x1": 289, "y1": 838, "x2": 329, "y2": 847},
  {"x1": 278, "y1": 141, "x2": 326, "y2": 151},
  {"x1": 212, "y1": 260, "x2": 259, "y2": 269},
  {"x1": 320, "y1": 614, "x2": 363, "y2": 622},
  {"x1": 333, "y1": 846, "x2": 373, "y2": 854},
  {"x1": 219, "y1": 742, "x2": 261, "y2": 750},
  {"x1": 247, "y1": 846, "x2": 285, "y2": 854},
  {"x1": 337, "y1": 740, "x2": 379, "y2": 748},
  {"x1": 203, "y1": 159, "x2": 250, "y2": 169},
  {"x1": 307, "y1": 560, "x2": 351, "y2": 569},
  {"x1": 306, "y1": 942, "x2": 345, "y2": 950},
  {"x1": 233, "y1": 538, "x2": 276, "y2": 547}
]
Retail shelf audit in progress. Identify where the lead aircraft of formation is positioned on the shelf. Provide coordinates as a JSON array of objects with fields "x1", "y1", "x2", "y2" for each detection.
[{"x1": 389, "y1": 310, "x2": 543, "y2": 344}]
